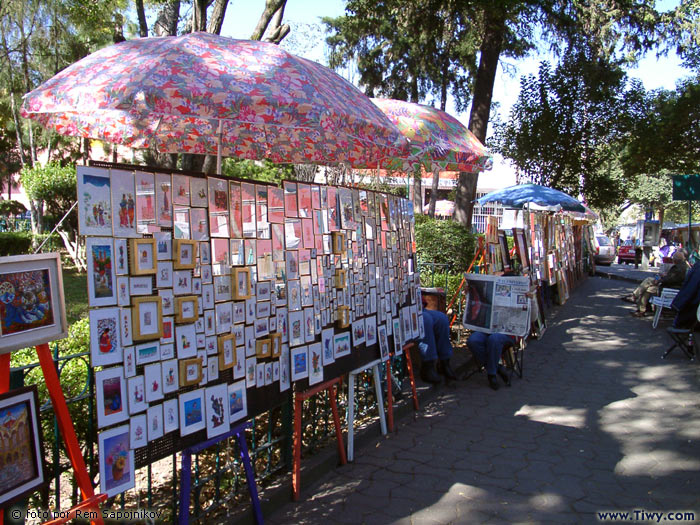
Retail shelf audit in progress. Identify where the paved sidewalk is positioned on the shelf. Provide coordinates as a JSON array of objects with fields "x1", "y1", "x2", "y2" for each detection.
[
  {"x1": 596, "y1": 261, "x2": 659, "y2": 284},
  {"x1": 269, "y1": 277, "x2": 700, "y2": 524}
]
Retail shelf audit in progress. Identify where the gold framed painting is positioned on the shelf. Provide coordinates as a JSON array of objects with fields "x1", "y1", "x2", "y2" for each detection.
[
  {"x1": 334, "y1": 268, "x2": 346, "y2": 289},
  {"x1": 233, "y1": 267, "x2": 251, "y2": 300},
  {"x1": 218, "y1": 334, "x2": 235, "y2": 370},
  {"x1": 173, "y1": 239, "x2": 197, "y2": 270},
  {"x1": 131, "y1": 296, "x2": 163, "y2": 341},
  {"x1": 179, "y1": 357, "x2": 203, "y2": 386},
  {"x1": 175, "y1": 295, "x2": 199, "y2": 324},
  {"x1": 129, "y1": 238, "x2": 157, "y2": 276},
  {"x1": 270, "y1": 332, "x2": 282, "y2": 358},
  {"x1": 331, "y1": 231, "x2": 346, "y2": 255},
  {"x1": 336, "y1": 306, "x2": 350, "y2": 329},
  {"x1": 256, "y1": 338, "x2": 271, "y2": 359}
]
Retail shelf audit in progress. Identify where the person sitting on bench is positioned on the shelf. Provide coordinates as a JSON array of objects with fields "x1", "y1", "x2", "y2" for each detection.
[
  {"x1": 467, "y1": 331, "x2": 513, "y2": 390},
  {"x1": 419, "y1": 309, "x2": 458, "y2": 384},
  {"x1": 623, "y1": 250, "x2": 687, "y2": 317}
]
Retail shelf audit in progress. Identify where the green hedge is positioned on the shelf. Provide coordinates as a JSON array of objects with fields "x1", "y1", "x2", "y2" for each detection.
[
  {"x1": 414, "y1": 215, "x2": 477, "y2": 273},
  {"x1": 0, "y1": 232, "x2": 33, "y2": 255}
]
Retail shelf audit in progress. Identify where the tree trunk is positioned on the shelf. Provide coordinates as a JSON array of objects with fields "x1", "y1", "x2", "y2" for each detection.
[
  {"x1": 29, "y1": 199, "x2": 43, "y2": 235},
  {"x1": 427, "y1": 170, "x2": 439, "y2": 217},
  {"x1": 207, "y1": 0, "x2": 229, "y2": 35},
  {"x1": 154, "y1": 0, "x2": 180, "y2": 37},
  {"x1": 454, "y1": 9, "x2": 506, "y2": 227},
  {"x1": 58, "y1": 229, "x2": 87, "y2": 272},
  {"x1": 8, "y1": 95, "x2": 26, "y2": 168},
  {"x1": 263, "y1": 3, "x2": 290, "y2": 44},
  {"x1": 135, "y1": 0, "x2": 149, "y2": 37},
  {"x1": 412, "y1": 171, "x2": 422, "y2": 214},
  {"x1": 250, "y1": 0, "x2": 286, "y2": 40},
  {"x1": 193, "y1": 0, "x2": 207, "y2": 32}
]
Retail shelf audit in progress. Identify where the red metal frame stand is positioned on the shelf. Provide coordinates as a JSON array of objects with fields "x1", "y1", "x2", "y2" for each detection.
[
  {"x1": 401, "y1": 344, "x2": 419, "y2": 411},
  {"x1": 292, "y1": 376, "x2": 346, "y2": 501}
]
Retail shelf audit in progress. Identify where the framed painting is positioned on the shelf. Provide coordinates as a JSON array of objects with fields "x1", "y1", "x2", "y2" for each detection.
[
  {"x1": 297, "y1": 183, "x2": 312, "y2": 218},
  {"x1": 128, "y1": 238, "x2": 157, "y2": 276},
  {"x1": 256, "y1": 185, "x2": 270, "y2": 239},
  {"x1": 135, "y1": 171, "x2": 156, "y2": 234},
  {"x1": 290, "y1": 345, "x2": 308, "y2": 381},
  {"x1": 134, "y1": 341, "x2": 160, "y2": 366},
  {"x1": 175, "y1": 296, "x2": 199, "y2": 324},
  {"x1": 110, "y1": 169, "x2": 138, "y2": 238},
  {"x1": 268, "y1": 186, "x2": 284, "y2": 224},
  {"x1": 86, "y1": 237, "x2": 118, "y2": 307},
  {"x1": 218, "y1": 334, "x2": 235, "y2": 370},
  {"x1": 308, "y1": 342, "x2": 323, "y2": 386},
  {"x1": 229, "y1": 181, "x2": 243, "y2": 238},
  {"x1": 130, "y1": 413, "x2": 147, "y2": 449},
  {"x1": 241, "y1": 183, "x2": 256, "y2": 238},
  {"x1": 147, "y1": 404, "x2": 164, "y2": 441},
  {"x1": 126, "y1": 375, "x2": 147, "y2": 414},
  {"x1": 129, "y1": 276, "x2": 152, "y2": 297},
  {"x1": 173, "y1": 206, "x2": 191, "y2": 240},
  {"x1": 205, "y1": 383, "x2": 230, "y2": 439},
  {"x1": 172, "y1": 174, "x2": 190, "y2": 206},
  {"x1": 163, "y1": 398, "x2": 179, "y2": 434},
  {"x1": 98, "y1": 424, "x2": 134, "y2": 498},
  {"x1": 0, "y1": 387, "x2": 44, "y2": 507},
  {"x1": 77, "y1": 166, "x2": 113, "y2": 236},
  {"x1": 190, "y1": 177, "x2": 208, "y2": 207},
  {"x1": 153, "y1": 232, "x2": 172, "y2": 261},
  {"x1": 131, "y1": 296, "x2": 163, "y2": 341},
  {"x1": 179, "y1": 358, "x2": 203, "y2": 388},
  {"x1": 161, "y1": 358, "x2": 179, "y2": 394},
  {"x1": 0, "y1": 253, "x2": 68, "y2": 354},
  {"x1": 155, "y1": 172, "x2": 173, "y2": 227},
  {"x1": 144, "y1": 362, "x2": 164, "y2": 403},
  {"x1": 95, "y1": 367, "x2": 128, "y2": 428},
  {"x1": 333, "y1": 331, "x2": 351, "y2": 358},
  {"x1": 255, "y1": 337, "x2": 271, "y2": 359},
  {"x1": 173, "y1": 239, "x2": 197, "y2": 270},
  {"x1": 190, "y1": 208, "x2": 209, "y2": 242},
  {"x1": 228, "y1": 380, "x2": 248, "y2": 423},
  {"x1": 113, "y1": 238, "x2": 129, "y2": 276},
  {"x1": 89, "y1": 307, "x2": 121, "y2": 367},
  {"x1": 176, "y1": 323, "x2": 197, "y2": 359},
  {"x1": 178, "y1": 388, "x2": 205, "y2": 437},
  {"x1": 233, "y1": 268, "x2": 251, "y2": 300}
]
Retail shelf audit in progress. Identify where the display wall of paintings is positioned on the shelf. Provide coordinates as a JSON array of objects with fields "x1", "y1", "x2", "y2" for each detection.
[{"x1": 81, "y1": 165, "x2": 420, "y2": 498}]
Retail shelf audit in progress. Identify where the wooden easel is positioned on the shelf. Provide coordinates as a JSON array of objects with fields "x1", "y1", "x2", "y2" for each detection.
[{"x1": 0, "y1": 344, "x2": 103, "y2": 525}]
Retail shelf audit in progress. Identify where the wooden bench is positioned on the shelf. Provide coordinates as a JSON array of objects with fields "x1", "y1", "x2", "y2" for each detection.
[{"x1": 651, "y1": 288, "x2": 680, "y2": 329}]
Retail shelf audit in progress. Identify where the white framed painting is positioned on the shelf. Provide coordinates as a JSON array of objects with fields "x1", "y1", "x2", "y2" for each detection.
[
  {"x1": 321, "y1": 327, "x2": 335, "y2": 366},
  {"x1": 156, "y1": 261, "x2": 173, "y2": 288},
  {"x1": 290, "y1": 345, "x2": 308, "y2": 382},
  {"x1": 147, "y1": 403, "x2": 164, "y2": 441},
  {"x1": 308, "y1": 342, "x2": 323, "y2": 386},
  {"x1": 245, "y1": 357, "x2": 257, "y2": 388},
  {"x1": 256, "y1": 362, "x2": 265, "y2": 387},
  {"x1": 120, "y1": 307, "x2": 133, "y2": 347},
  {"x1": 144, "y1": 362, "x2": 164, "y2": 403},
  {"x1": 280, "y1": 346, "x2": 291, "y2": 392},
  {"x1": 288, "y1": 311, "x2": 304, "y2": 347},
  {"x1": 134, "y1": 340, "x2": 160, "y2": 366},
  {"x1": 392, "y1": 317, "x2": 403, "y2": 355},
  {"x1": 86, "y1": 237, "x2": 118, "y2": 307},
  {"x1": 163, "y1": 398, "x2": 179, "y2": 434},
  {"x1": 204, "y1": 383, "x2": 229, "y2": 439},
  {"x1": 95, "y1": 366, "x2": 128, "y2": 428},
  {"x1": 228, "y1": 380, "x2": 248, "y2": 424},
  {"x1": 127, "y1": 375, "x2": 147, "y2": 415},
  {"x1": 378, "y1": 324, "x2": 390, "y2": 361},
  {"x1": 190, "y1": 177, "x2": 208, "y2": 207},
  {"x1": 176, "y1": 323, "x2": 198, "y2": 359},
  {"x1": 114, "y1": 238, "x2": 129, "y2": 275},
  {"x1": 352, "y1": 319, "x2": 366, "y2": 347},
  {"x1": 129, "y1": 276, "x2": 153, "y2": 296},
  {"x1": 110, "y1": 169, "x2": 138, "y2": 238},
  {"x1": 89, "y1": 307, "x2": 122, "y2": 367},
  {"x1": 98, "y1": 424, "x2": 135, "y2": 498},
  {"x1": 333, "y1": 331, "x2": 351, "y2": 359},
  {"x1": 160, "y1": 289, "x2": 175, "y2": 316},
  {"x1": 129, "y1": 413, "x2": 148, "y2": 449},
  {"x1": 162, "y1": 358, "x2": 179, "y2": 394},
  {"x1": 77, "y1": 166, "x2": 112, "y2": 236},
  {"x1": 365, "y1": 315, "x2": 377, "y2": 347},
  {"x1": 123, "y1": 346, "x2": 136, "y2": 377},
  {"x1": 179, "y1": 388, "x2": 206, "y2": 437},
  {"x1": 116, "y1": 277, "x2": 130, "y2": 307}
]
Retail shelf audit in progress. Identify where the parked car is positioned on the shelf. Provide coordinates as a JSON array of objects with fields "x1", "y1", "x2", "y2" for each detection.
[
  {"x1": 617, "y1": 239, "x2": 640, "y2": 264},
  {"x1": 594, "y1": 235, "x2": 616, "y2": 265}
]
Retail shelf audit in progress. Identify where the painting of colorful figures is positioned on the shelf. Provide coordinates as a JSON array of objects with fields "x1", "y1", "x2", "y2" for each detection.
[
  {"x1": 86, "y1": 238, "x2": 117, "y2": 307},
  {"x1": 110, "y1": 170, "x2": 138, "y2": 238},
  {"x1": 0, "y1": 269, "x2": 54, "y2": 339},
  {"x1": 77, "y1": 166, "x2": 112, "y2": 236},
  {"x1": 98, "y1": 424, "x2": 134, "y2": 498},
  {"x1": 0, "y1": 387, "x2": 44, "y2": 506}
]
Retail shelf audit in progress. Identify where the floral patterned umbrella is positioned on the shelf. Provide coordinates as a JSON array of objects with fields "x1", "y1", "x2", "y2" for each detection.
[
  {"x1": 368, "y1": 98, "x2": 491, "y2": 173},
  {"x1": 21, "y1": 32, "x2": 407, "y2": 168}
]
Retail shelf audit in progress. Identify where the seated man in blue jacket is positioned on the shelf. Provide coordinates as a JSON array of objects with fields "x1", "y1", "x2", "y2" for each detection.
[{"x1": 670, "y1": 259, "x2": 700, "y2": 328}]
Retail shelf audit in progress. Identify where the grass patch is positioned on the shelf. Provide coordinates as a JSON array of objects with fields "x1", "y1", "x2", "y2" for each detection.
[{"x1": 62, "y1": 267, "x2": 88, "y2": 324}]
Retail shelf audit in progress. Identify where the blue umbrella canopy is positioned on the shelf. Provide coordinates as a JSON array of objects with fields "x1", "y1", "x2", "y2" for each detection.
[{"x1": 476, "y1": 183, "x2": 585, "y2": 213}]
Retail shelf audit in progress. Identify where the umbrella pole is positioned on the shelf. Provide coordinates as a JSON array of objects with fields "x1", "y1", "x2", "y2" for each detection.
[{"x1": 216, "y1": 119, "x2": 223, "y2": 175}]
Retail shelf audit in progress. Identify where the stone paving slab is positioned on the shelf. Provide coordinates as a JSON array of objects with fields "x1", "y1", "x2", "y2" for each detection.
[{"x1": 267, "y1": 277, "x2": 700, "y2": 524}]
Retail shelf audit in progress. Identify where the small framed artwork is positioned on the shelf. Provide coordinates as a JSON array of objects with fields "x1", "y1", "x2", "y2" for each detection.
[
  {"x1": 89, "y1": 307, "x2": 122, "y2": 367},
  {"x1": 336, "y1": 306, "x2": 350, "y2": 329},
  {"x1": 95, "y1": 367, "x2": 128, "y2": 428},
  {"x1": 174, "y1": 239, "x2": 197, "y2": 270},
  {"x1": 155, "y1": 172, "x2": 172, "y2": 227},
  {"x1": 173, "y1": 206, "x2": 191, "y2": 239},
  {"x1": 256, "y1": 362, "x2": 265, "y2": 387},
  {"x1": 134, "y1": 340, "x2": 160, "y2": 366},
  {"x1": 172, "y1": 174, "x2": 190, "y2": 206},
  {"x1": 321, "y1": 327, "x2": 335, "y2": 366},
  {"x1": 120, "y1": 308, "x2": 133, "y2": 347},
  {"x1": 335, "y1": 268, "x2": 346, "y2": 289},
  {"x1": 147, "y1": 403, "x2": 164, "y2": 441},
  {"x1": 228, "y1": 380, "x2": 248, "y2": 423},
  {"x1": 288, "y1": 311, "x2": 304, "y2": 347},
  {"x1": 161, "y1": 316, "x2": 174, "y2": 344},
  {"x1": 332, "y1": 231, "x2": 346, "y2": 255},
  {"x1": 110, "y1": 169, "x2": 137, "y2": 238},
  {"x1": 114, "y1": 238, "x2": 129, "y2": 275},
  {"x1": 392, "y1": 318, "x2": 403, "y2": 355},
  {"x1": 173, "y1": 270, "x2": 192, "y2": 295},
  {"x1": 77, "y1": 166, "x2": 113, "y2": 236},
  {"x1": 179, "y1": 357, "x2": 203, "y2": 387},
  {"x1": 123, "y1": 346, "x2": 136, "y2": 377},
  {"x1": 154, "y1": 231, "x2": 172, "y2": 261},
  {"x1": 190, "y1": 177, "x2": 208, "y2": 207},
  {"x1": 233, "y1": 268, "x2": 251, "y2": 300},
  {"x1": 218, "y1": 334, "x2": 236, "y2": 370},
  {"x1": 175, "y1": 296, "x2": 199, "y2": 324},
  {"x1": 179, "y1": 388, "x2": 205, "y2": 437},
  {"x1": 256, "y1": 301, "x2": 271, "y2": 319},
  {"x1": 127, "y1": 375, "x2": 147, "y2": 415},
  {"x1": 257, "y1": 280, "x2": 272, "y2": 301},
  {"x1": 98, "y1": 424, "x2": 135, "y2": 498},
  {"x1": 254, "y1": 318, "x2": 269, "y2": 338},
  {"x1": 215, "y1": 302, "x2": 232, "y2": 334},
  {"x1": 270, "y1": 332, "x2": 282, "y2": 359},
  {"x1": 129, "y1": 238, "x2": 157, "y2": 276},
  {"x1": 280, "y1": 344, "x2": 291, "y2": 392},
  {"x1": 290, "y1": 345, "x2": 308, "y2": 381},
  {"x1": 144, "y1": 362, "x2": 164, "y2": 403},
  {"x1": 232, "y1": 302, "x2": 245, "y2": 324},
  {"x1": 160, "y1": 289, "x2": 175, "y2": 316},
  {"x1": 129, "y1": 276, "x2": 152, "y2": 296},
  {"x1": 163, "y1": 398, "x2": 179, "y2": 434},
  {"x1": 132, "y1": 296, "x2": 163, "y2": 341},
  {"x1": 116, "y1": 277, "x2": 130, "y2": 306},
  {"x1": 176, "y1": 323, "x2": 197, "y2": 359},
  {"x1": 190, "y1": 208, "x2": 210, "y2": 242},
  {"x1": 308, "y1": 342, "x2": 323, "y2": 386},
  {"x1": 245, "y1": 357, "x2": 256, "y2": 388},
  {"x1": 256, "y1": 338, "x2": 271, "y2": 358},
  {"x1": 213, "y1": 275, "x2": 232, "y2": 303},
  {"x1": 162, "y1": 358, "x2": 179, "y2": 394},
  {"x1": 333, "y1": 331, "x2": 351, "y2": 358},
  {"x1": 204, "y1": 383, "x2": 230, "y2": 439},
  {"x1": 365, "y1": 315, "x2": 377, "y2": 347},
  {"x1": 378, "y1": 324, "x2": 390, "y2": 361},
  {"x1": 208, "y1": 358, "x2": 219, "y2": 382},
  {"x1": 86, "y1": 237, "x2": 118, "y2": 307},
  {"x1": 130, "y1": 413, "x2": 147, "y2": 449},
  {"x1": 156, "y1": 261, "x2": 173, "y2": 288}
]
